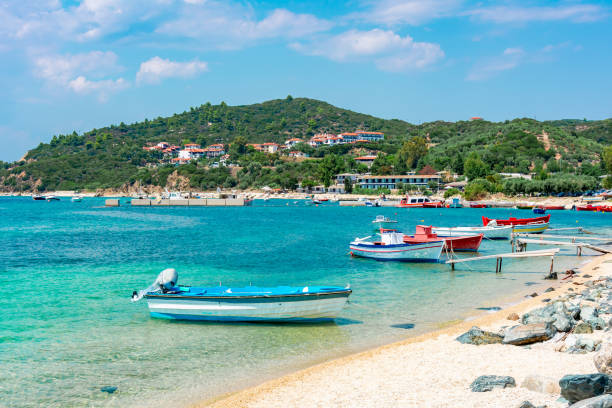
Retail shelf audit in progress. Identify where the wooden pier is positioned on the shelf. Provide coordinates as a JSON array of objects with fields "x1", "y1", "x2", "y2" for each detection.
[
  {"x1": 514, "y1": 238, "x2": 611, "y2": 255},
  {"x1": 446, "y1": 248, "x2": 560, "y2": 273}
]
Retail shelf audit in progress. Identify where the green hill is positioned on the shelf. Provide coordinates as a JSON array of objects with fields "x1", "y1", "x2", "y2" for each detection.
[{"x1": 0, "y1": 97, "x2": 609, "y2": 193}]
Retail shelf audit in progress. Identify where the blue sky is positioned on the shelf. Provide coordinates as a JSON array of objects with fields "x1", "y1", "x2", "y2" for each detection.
[{"x1": 0, "y1": 0, "x2": 611, "y2": 161}]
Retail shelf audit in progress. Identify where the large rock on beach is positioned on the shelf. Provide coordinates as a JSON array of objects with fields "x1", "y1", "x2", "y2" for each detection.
[
  {"x1": 569, "y1": 394, "x2": 612, "y2": 408},
  {"x1": 456, "y1": 326, "x2": 504, "y2": 345},
  {"x1": 522, "y1": 301, "x2": 575, "y2": 332},
  {"x1": 559, "y1": 374, "x2": 612, "y2": 403},
  {"x1": 576, "y1": 322, "x2": 595, "y2": 334},
  {"x1": 521, "y1": 374, "x2": 561, "y2": 394},
  {"x1": 470, "y1": 375, "x2": 516, "y2": 392},
  {"x1": 503, "y1": 323, "x2": 556, "y2": 345},
  {"x1": 595, "y1": 343, "x2": 612, "y2": 375}
]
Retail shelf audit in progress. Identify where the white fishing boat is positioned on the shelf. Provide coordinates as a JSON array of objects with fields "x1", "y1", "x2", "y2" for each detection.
[
  {"x1": 432, "y1": 225, "x2": 513, "y2": 240},
  {"x1": 132, "y1": 269, "x2": 351, "y2": 322},
  {"x1": 372, "y1": 215, "x2": 398, "y2": 231},
  {"x1": 349, "y1": 229, "x2": 444, "y2": 262},
  {"x1": 45, "y1": 195, "x2": 60, "y2": 201},
  {"x1": 71, "y1": 195, "x2": 83, "y2": 202}
]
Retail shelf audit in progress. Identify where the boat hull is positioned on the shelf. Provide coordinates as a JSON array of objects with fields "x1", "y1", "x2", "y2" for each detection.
[
  {"x1": 349, "y1": 241, "x2": 443, "y2": 262},
  {"x1": 432, "y1": 226, "x2": 512, "y2": 240},
  {"x1": 482, "y1": 215, "x2": 550, "y2": 226},
  {"x1": 145, "y1": 291, "x2": 351, "y2": 322},
  {"x1": 512, "y1": 222, "x2": 549, "y2": 234}
]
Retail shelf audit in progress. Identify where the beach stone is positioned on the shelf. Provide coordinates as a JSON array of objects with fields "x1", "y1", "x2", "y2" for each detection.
[
  {"x1": 594, "y1": 343, "x2": 612, "y2": 375},
  {"x1": 100, "y1": 386, "x2": 117, "y2": 394},
  {"x1": 545, "y1": 271, "x2": 558, "y2": 280},
  {"x1": 521, "y1": 374, "x2": 561, "y2": 394},
  {"x1": 508, "y1": 313, "x2": 520, "y2": 321},
  {"x1": 569, "y1": 394, "x2": 612, "y2": 407},
  {"x1": 545, "y1": 287, "x2": 555, "y2": 293},
  {"x1": 531, "y1": 292, "x2": 539, "y2": 297},
  {"x1": 503, "y1": 323, "x2": 556, "y2": 345},
  {"x1": 470, "y1": 375, "x2": 516, "y2": 392},
  {"x1": 576, "y1": 322, "x2": 595, "y2": 334},
  {"x1": 559, "y1": 374, "x2": 612, "y2": 403},
  {"x1": 522, "y1": 301, "x2": 575, "y2": 332},
  {"x1": 456, "y1": 326, "x2": 504, "y2": 345},
  {"x1": 518, "y1": 402, "x2": 536, "y2": 408},
  {"x1": 553, "y1": 313, "x2": 573, "y2": 332}
]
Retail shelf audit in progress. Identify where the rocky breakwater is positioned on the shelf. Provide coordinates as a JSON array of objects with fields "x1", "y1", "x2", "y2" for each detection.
[{"x1": 457, "y1": 274, "x2": 612, "y2": 407}]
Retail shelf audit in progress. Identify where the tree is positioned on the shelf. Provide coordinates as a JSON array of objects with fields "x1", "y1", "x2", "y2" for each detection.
[
  {"x1": 344, "y1": 176, "x2": 353, "y2": 193},
  {"x1": 396, "y1": 136, "x2": 428, "y2": 172},
  {"x1": 464, "y1": 153, "x2": 489, "y2": 181},
  {"x1": 603, "y1": 145, "x2": 612, "y2": 174}
]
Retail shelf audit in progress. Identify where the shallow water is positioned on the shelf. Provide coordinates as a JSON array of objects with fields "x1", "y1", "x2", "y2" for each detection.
[{"x1": 0, "y1": 197, "x2": 610, "y2": 407}]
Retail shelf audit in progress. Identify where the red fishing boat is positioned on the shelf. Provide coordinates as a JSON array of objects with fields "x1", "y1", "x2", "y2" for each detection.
[
  {"x1": 469, "y1": 203, "x2": 488, "y2": 208},
  {"x1": 403, "y1": 225, "x2": 483, "y2": 252},
  {"x1": 598, "y1": 206, "x2": 612, "y2": 213},
  {"x1": 544, "y1": 205, "x2": 565, "y2": 210},
  {"x1": 482, "y1": 214, "x2": 550, "y2": 226},
  {"x1": 423, "y1": 201, "x2": 444, "y2": 208},
  {"x1": 397, "y1": 196, "x2": 438, "y2": 208},
  {"x1": 575, "y1": 204, "x2": 600, "y2": 212}
]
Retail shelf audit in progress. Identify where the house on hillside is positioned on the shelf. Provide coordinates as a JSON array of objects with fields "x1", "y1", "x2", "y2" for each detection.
[
  {"x1": 354, "y1": 155, "x2": 377, "y2": 167},
  {"x1": 355, "y1": 131, "x2": 384, "y2": 142},
  {"x1": 288, "y1": 151, "x2": 308, "y2": 158},
  {"x1": 357, "y1": 174, "x2": 441, "y2": 190},
  {"x1": 203, "y1": 143, "x2": 225, "y2": 158},
  {"x1": 284, "y1": 138, "x2": 303, "y2": 148},
  {"x1": 262, "y1": 143, "x2": 280, "y2": 153}
]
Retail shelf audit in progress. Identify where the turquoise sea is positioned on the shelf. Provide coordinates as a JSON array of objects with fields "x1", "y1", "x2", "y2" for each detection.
[{"x1": 1, "y1": 197, "x2": 610, "y2": 408}]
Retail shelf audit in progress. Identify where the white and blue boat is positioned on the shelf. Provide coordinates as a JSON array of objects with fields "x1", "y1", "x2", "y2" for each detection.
[
  {"x1": 349, "y1": 229, "x2": 444, "y2": 262},
  {"x1": 132, "y1": 269, "x2": 351, "y2": 322}
]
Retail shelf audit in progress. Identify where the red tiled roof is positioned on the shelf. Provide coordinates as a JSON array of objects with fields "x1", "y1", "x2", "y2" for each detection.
[
  {"x1": 354, "y1": 156, "x2": 377, "y2": 160},
  {"x1": 356, "y1": 131, "x2": 384, "y2": 135}
]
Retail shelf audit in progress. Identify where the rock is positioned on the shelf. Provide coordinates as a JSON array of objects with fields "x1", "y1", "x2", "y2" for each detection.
[
  {"x1": 503, "y1": 323, "x2": 556, "y2": 345},
  {"x1": 470, "y1": 375, "x2": 516, "y2": 392},
  {"x1": 559, "y1": 374, "x2": 612, "y2": 403},
  {"x1": 545, "y1": 287, "x2": 555, "y2": 293},
  {"x1": 543, "y1": 298, "x2": 552, "y2": 303},
  {"x1": 518, "y1": 402, "x2": 536, "y2": 408},
  {"x1": 523, "y1": 302, "x2": 574, "y2": 332},
  {"x1": 508, "y1": 313, "x2": 520, "y2": 321},
  {"x1": 456, "y1": 326, "x2": 504, "y2": 345},
  {"x1": 545, "y1": 271, "x2": 558, "y2": 280},
  {"x1": 594, "y1": 343, "x2": 612, "y2": 375},
  {"x1": 569, "y1": 394, "x2": 612, "y2": 407},
  {"x1": 553, "y1": 313, "x2": 573, "y2": 332},
  {"x1": 531, "y1": 292, "x2": 539, "y2": 297},
  {"x1": 567, "y1": 338, "x2": 602, "y2": 354},
  {"x1": 582, "y1": 306, "x2": 604, "y2": 329},
  {"x1": 521, "y1": 374, "x2": 561, "y2": 394},
  {"x1": 584, "y1": 274, "x2": 593, "y2": 278},
  {"x1": 100, "y1": 386, "x2": 117, "y2": 394},
  {"x1": 576, "y1": 322, "x2": 595, "y2": 334}
]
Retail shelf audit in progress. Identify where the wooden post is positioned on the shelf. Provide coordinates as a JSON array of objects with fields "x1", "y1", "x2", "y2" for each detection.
[
  {"x1": 451, "y1": 262, "x2": 455, "y2": 271},
  {"x1": 549, "y1": 256, "x2": 554, "y2": 275},
  {"x1": 499, "y1": 257, "x2": 503, "y2": 273},
  {"x1": 495, "y1": 258, "x2": 500, "y2": 273}
]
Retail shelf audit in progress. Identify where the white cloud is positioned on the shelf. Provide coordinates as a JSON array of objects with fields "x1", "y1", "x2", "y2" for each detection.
[
  {"x1": 291, "y1": 29, "x2": 444, "y2": 71},
  {"x1": 32, "y1": 51, "x2": 127, "y2": 99},
  {"x1": 466, "y1": 47, "x2": 525, "y2": 81},
  {"x1": 156, "y1": 3, "x2": 332, "y2": 48},
  {"x1": 354, "y1": 0, "x2": 462, "y2": 25},
  {"x1": 467, "y1": 4, "x2": 605, "y2": 24},
  {"x1": 136, "y1": 57, "x2": 208, "y2": 84}
]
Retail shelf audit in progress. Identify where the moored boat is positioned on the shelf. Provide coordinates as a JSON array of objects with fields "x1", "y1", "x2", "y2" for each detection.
[
  {"x1": 71, "y1": 195, "x2": 83, "y2": 202},
  {"x1": 469, "y1": 202, "x2": 488, "y2": 208},
  {"x1": 516, "y1": 205, "x2": 534, "y2": 210},
  {"x1": 350, "y1": 229, "x2": 443, "y2": 262},
  {"x1": 45, "y1": 195, "x2": 60, "y2": 201},
  {"x1": 403, "y1": 225, "x2": 483, "y2": 252},
  {"x1": 133, "y1": 269, "x2": 351, "y2": 322},
  {"x1": 446, "y1": 198, "x2": 463, "y2": 208},
  {"x1": 397, "y1": 195, "x2": 437, "y2": 208},
  {"x1": 372, "y1": 215, "x2": 397, "y2": 230},
  {"x1": 575, "y1": 204, "x2": 603, "y2": 212},
  {"x1": 432, "y1": 225, "x2": 513, "y2": 240},
  {"x1": 512, "y1": 222, "x2": 549, "y2": 234},
  {"x1": 482, "y1": 215, "x2": 550, "y2": 226},
  {"x1": 544, "y1": 205, "x2": 565, "y2": 210},
  {"x1": 533, "y1": 207, "x2": 546, "y2": 215},
  {"x1": 423, "y1": 201, "x2": 444, "y2": 208},
  {"x1": 32, "y1": 195, "x2": 46, "y2": 201}
]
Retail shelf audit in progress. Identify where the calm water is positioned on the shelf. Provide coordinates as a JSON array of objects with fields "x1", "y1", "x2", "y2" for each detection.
[{"x1": 1, "y1": 197, "x2": 610, "y2": 407}]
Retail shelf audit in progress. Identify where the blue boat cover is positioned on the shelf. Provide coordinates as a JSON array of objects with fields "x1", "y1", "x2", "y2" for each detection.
[{"x1": 150, "y1": 285, "x2": 348, "y2": 297}]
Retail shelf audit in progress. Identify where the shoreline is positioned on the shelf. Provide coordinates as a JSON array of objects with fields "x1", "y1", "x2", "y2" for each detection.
[{"x1": 197, "y1": 253, "x2": 612, "y2": 408}]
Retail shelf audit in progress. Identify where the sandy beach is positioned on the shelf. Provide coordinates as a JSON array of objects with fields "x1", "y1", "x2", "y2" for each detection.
[{"x1": 199, "y1": 253, "x2": 612, "y2": 408}]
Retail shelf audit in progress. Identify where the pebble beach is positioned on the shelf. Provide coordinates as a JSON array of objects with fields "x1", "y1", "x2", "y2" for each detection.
[{"x1": 202, "y1": 254, "x2": 612, "y2": 408}]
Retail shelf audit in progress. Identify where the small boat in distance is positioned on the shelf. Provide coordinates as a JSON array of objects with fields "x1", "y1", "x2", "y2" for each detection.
[
  {"x1": 45, "y1": 195, "x2": 60, "y2": 201},
  {"x1": 446, "y1": 198, "x2": 463, "y2": 208},
  {"x1": 469, "y1": 202, "x2": 488, "y2": 208},
  {"x1": 544, "y1": 205, "x2": 565, "y2": 210},
  {"x1": 71, "y1": 195, "x2": 83, "y2": 202},
  {"x1": 533, "y1": 207, "x2": 546, "y2": 215},
  {"x1": 403, "y1": 225, "x2": 483, "y2": 252},
  {"x1": 432, "y1": 225, "x2": 513, "y2": 240},
  {"x1": 516, "y1": 205, "x2": 534, "y2": 210},
  {"x1": 423, "y1": 201, "x2": 444, "y2": 208},
  {"x1": 133, "y1": 269, "x2": 351, "y2": 322},
  {"x1": 32, "y1": 195, "x2": 46, "y2": 201},
  {"x1": 349, "y1": 229, "x2": 444, "y2": 262},
  {"x1": 372, "y1": 215, "x2": 397, "y2": 231},
  {"x1": 482, "y1": 215, "x2": 550, "y2": 226}
]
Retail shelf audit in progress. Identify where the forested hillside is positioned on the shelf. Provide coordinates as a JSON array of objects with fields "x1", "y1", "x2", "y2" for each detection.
[{"x1": 0, "y1": 97, "x2": 609, "y2": 193}]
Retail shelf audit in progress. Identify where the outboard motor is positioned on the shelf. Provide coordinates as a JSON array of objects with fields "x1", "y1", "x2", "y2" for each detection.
[{"x1": 131, "y1": 268, "x2": 179, "y2": 302}]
